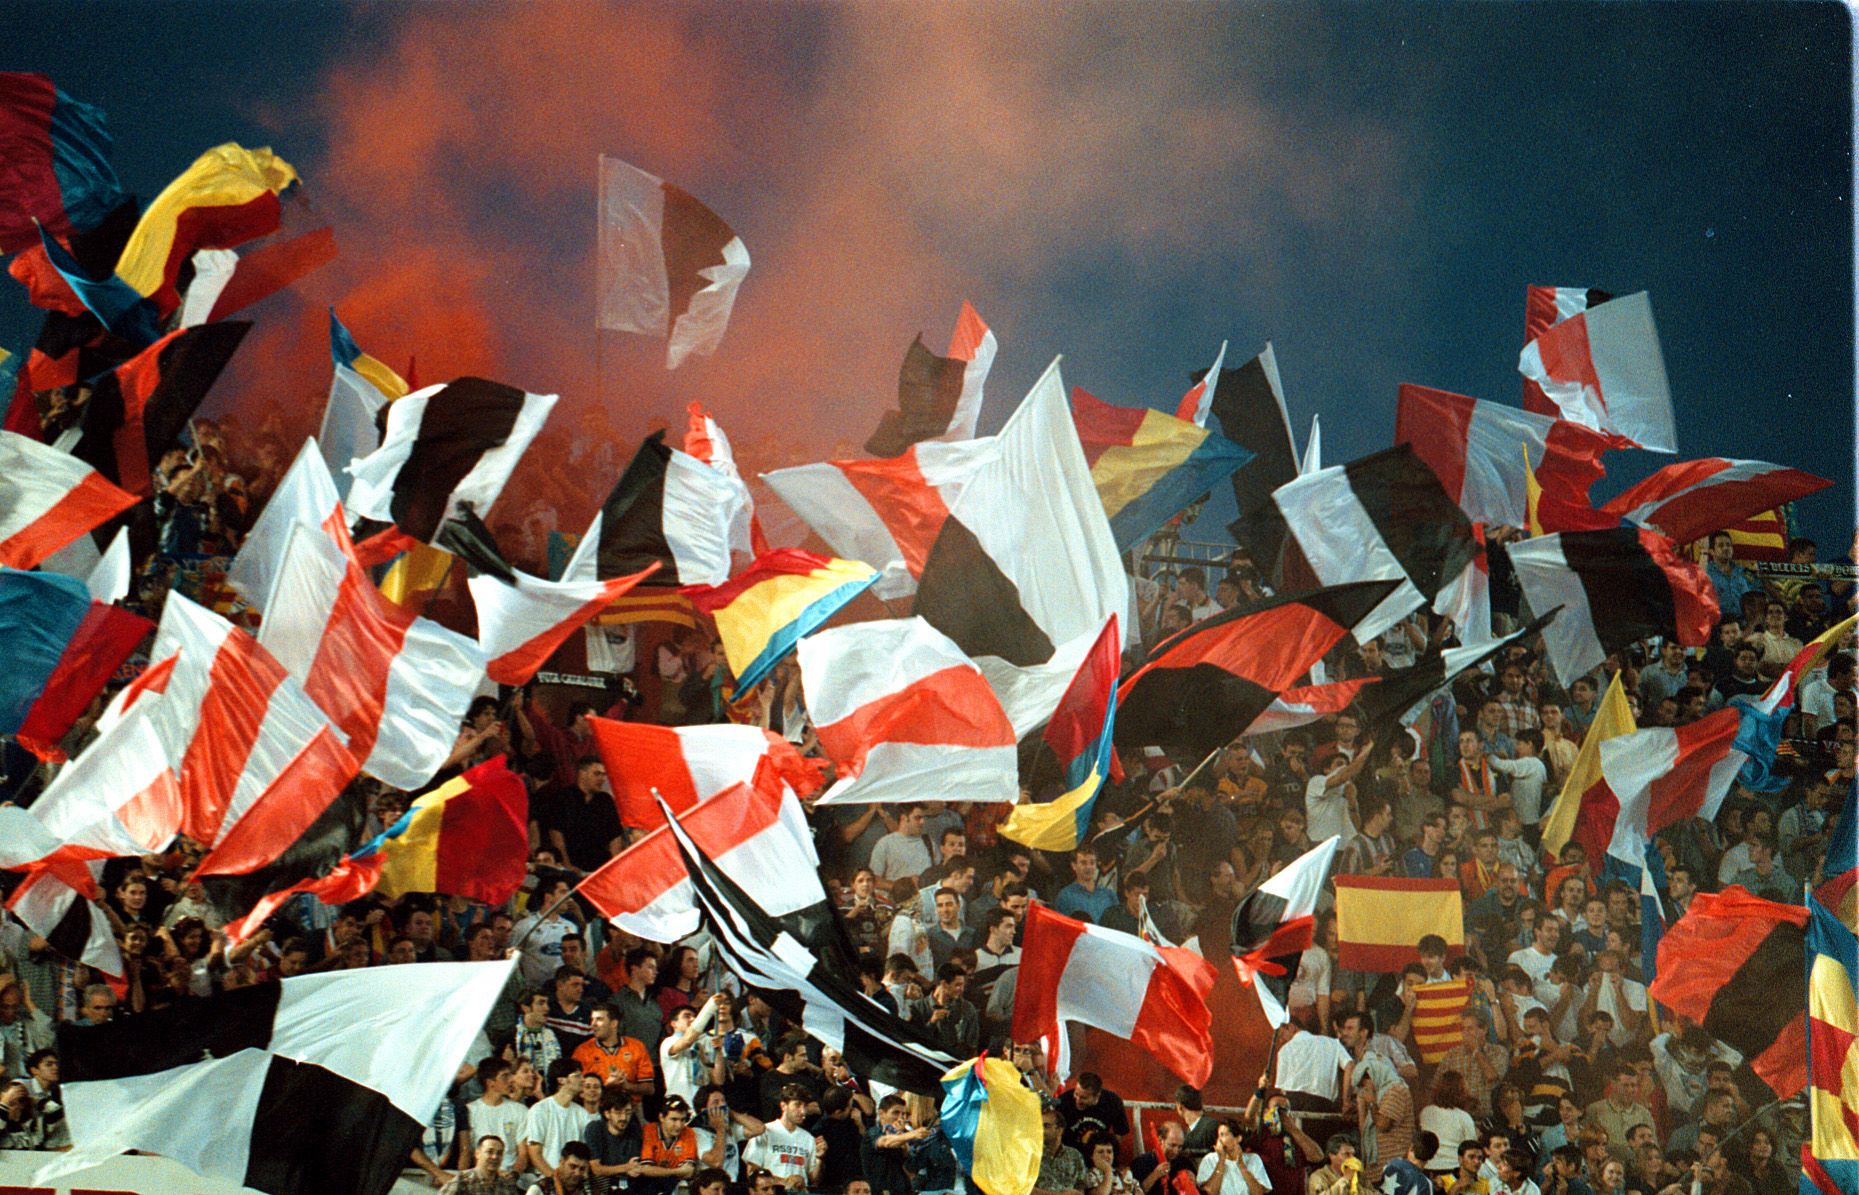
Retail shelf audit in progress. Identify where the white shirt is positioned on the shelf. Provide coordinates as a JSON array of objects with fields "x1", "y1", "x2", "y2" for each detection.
[
  {"x1": 1273, "y1": 1032, "x2": 1352, "y2": 1102},
  {"x1": 1507, "y1": 945, "x2": 1556, "y2": 985},
  {"x1": 1593, "y1": 973, "x2": 1648, "y2": 1047},
  {"x1": 468, "y1": 1097, "x2": 531, "y2": 1173},
  {"x1": 696, "y1": 1123, "x2": 748, "y2": 1179},
  {"x1": 743, "y1": 1120, "x2": 816, "y2": 1183},
  {"x1": 1418, "y1": 1105, "x2": 1477, "y2": 1172},
  {"x1": 1490, "y1": 755, "x2": 1548, "y2": 824},
  {"x1": 869, "y1": 832, "x2": 935, "y2": 881},
  {"x1": 1305, "y1": 774, "x2": 1354, "y2": 843},
  {"x1": 511, "y1": 914, "x2": 575, "y2": 990},
  {"x1": 1288, "y1": 945, "x2": 1332, "y2": 1012},
  {"x1": 524, "y1": 1097, "x2": 593, "y2": 1169},
  {"x1": 660, "y1": 1032, "x2": 714, "y2": 1106},
  {"x1": 1197, "y1": 1150, "x2": 1272, "y2": 1193}
]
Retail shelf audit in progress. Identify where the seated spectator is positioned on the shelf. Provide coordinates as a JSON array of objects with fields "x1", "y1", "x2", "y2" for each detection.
[
  {"x1": 743, "y1": 1083, "x2": 823, "y2": 1192},
  {"x1": 440, "y1": 1133, "x2": 519, "y2": 1194},
  {"x1": 467, "y1": 1059, "x2": 534, "y2": 1186},
  {"x1": 583, "y1": 1088, "x2": 641, "y2": 1193},
  {"x1": 1060, "y1": 1071, "x2": 1131, "y2": 1154},
  {"x1": 1195, "y1": 1117, "x2": 1270, "y2": 1195},
  {"x1": 574, "y1": 1005, "x2": 655, "y2": 1101},
  {"x1": 1422, "y1": 1069, "x2": 1482, "y2": 1173},
  {"x1": 514, "y1": 992, "x2": 566, "y2": 1075},
  {"x1": 1036, "y1": 1105, "x2": 1090, "y2": 1195},
  {"x1": 633, "y1": 1095, "x2": 700, "y2": 1195},
  {"x1": 864, "y1": 1093, "x2": 929, "y2": 1195},
  {"x1": 1305, "y1": 1132, "x2": 1359, "y2": 1195},
  {"x1": 926, "y1": 885, "x2": 980, "y2": 967}
]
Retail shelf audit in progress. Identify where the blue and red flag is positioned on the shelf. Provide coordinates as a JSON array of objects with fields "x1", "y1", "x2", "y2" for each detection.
[
  {"x1": 999, "y1": 615, "x2": 1121, "y2": 852},
  {"x1": 1071, "y1": 387, "x2": 1252, "y2": 551},
  {"x1": 1817, "y1": 777, "x2": 1859, "y2": 929},
  {"x1": 0, "y1": 74, "x2": 125, "y2": 254},
  {"x1": 0, "y1": 567, "x2": 152, "y2": 761}
]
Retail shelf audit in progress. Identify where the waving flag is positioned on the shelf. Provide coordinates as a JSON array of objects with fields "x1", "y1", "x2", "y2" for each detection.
[
  {"x1": 318, "y1": 309, "x2": 407, "y2": 499},
  {"x1": 1601, "y1": 707, "x2": 1746, "y2": 865},
  {"x1": 1114, "y1": 582, "x2": 1397, "y2": 761},
  {"x1": 683, "y1": 549, "x2": 878, "y2": 692},
  {"x1": 999, "y1": 616, "x2": 1122, "y2": 852},
  {"x1": 1174, "y1": 340, "x2": 1229, "y2": 427},
  {"x1": 940, "y1": 1056, "x2": 1042, "y2": 1195},
  {"x1": 1539, "y1": 671, "x2": 1638, "y2": 863},
  {"x1": 1071, "y1": 386, "x2": 1253, "y2": 551},
  {"x1": 1737, "y1": 615, "x2": 1859, "y2": 792},
  {"x1": 1518, "y1": 290, "x2": 1675, "y2": 452},
  {"x1": 587, "y1": 716, "x2": 823, "y2": 830},
  {"x1": 1818, "y1": 779, "x2": 1859, "y2": 926},
  {"x1": 866, "y1": 301, "x2": 998, "y2": 456},
  {"x1": 39, "y1": 142, "x2": 298, "y2": 345},
  {"x1": 1395, "y1": 383, "x2": 1611, "y2": 527},
  {"x1": 0, "y1": 429, "x2": 138, "y2": 569},
  {"x1": 1335, "y1": 877, "x2": 1464, "y2": 972},
  {"x1": 1521, "y1": 285, "x2": 1614, "y2": 415},
  {"x1": 800, "y1": 617, "x2": 1018, "y2": 805},
  {"x1": 597, "y1": 154, "x2": 749, "y2": 369},
  {"x1": 470, "y1": 563, "x2": 658, "y2": 685},
  {"x1": 1012, "y1": 900, "x2": 1216, "y2": 1085},
  {"x1": 1230, "y1": 836, "x2": 1340, "y2": 1026},
  {"x1": 179, "y1": 224, "x2": 338, "y2": 328},
  {"x1": 1600, "y1": 458, "x2": 1832, "y2": 546},
  {"x1": 1351, "y1": 612, "x2": 1559, "y2": 732},
  {"x1": 1804, "y1": 896, "x2": 1859, "y2": 1195},
  {"x1": 345, "y1": 376, "x2": 555, "y2": 546},
  {"x1": 1198, "y1": 342, "x2": 1299, "y2": 528},
  {"x1": 565, "y1": 430, "x2": 748, "y2": 586},
  {"x1": 0, "y1": 567, "x2": 151, "y2": 760},
  {"x1": 226, "y1": 438, "x2": 344, "y2": 613},
  {"x1": 0, "y1": 74, "x2": 125, "y2": 253},
  {"x1": 1506, "y1": 528, "x2": 1718, "y2": 685}
]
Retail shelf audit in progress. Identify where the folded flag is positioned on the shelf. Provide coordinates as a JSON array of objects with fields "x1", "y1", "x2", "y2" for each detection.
[
  {"x1": 1113, "y1": 581, "x2": 1397, "y2": 763},
  {"x1": 469, "y1": 560, "x2": 659, "y2": 685},
  {"x1": 940, "y1": 1055, "x2": 1043, "y2": 1195},
  {"x1": 0, "y1": 566, "x2": 151, "y2": 761},
  {"x1": 102, "y1": 594, "x2": 358, "y2": 878},
  {"x1": 1522, "y1": 442, "x2": 1621, "y2": 536},
  {"x1": 1174, "y1": 340, "x2": 1229, "y2": 427},
  {"x1": 1012, "y1": 900, "x2": 1217, "y2": 1086},
  {"x1": 1727, "y1": 505, "x2": 1791, "y2": 563},
  {"x1": 318, "y1": 308, "x2": 407, "y2": 501},
  {"x1": 1600, "y1": 708, "x2": 1745, "y2": 866},
  {"x1": 1804, "y1": 895, "x2": 1859, "y2": 1194},
  {"x1": 563, "y1": 429, "x2": 748, "y2": 587},
  {"x1": 1411, "y1": 979, "x2": 1473, "y2": 1064},
  {"x1": 226, "y1": 437, "x2": 345, "y2": 613},
  {"x1": 1648, "y1": 887, "x2": 1808, "y2": 1099},
  {"x1": 683, "y1": 549, "x2": 878, "y2": 693},
  {"x1": 579, "y1": 778, "x2": 823, "y2": 943},
  {"x1": 587, "y1": 716, "x2": 824, "y2": 831},
  {"x1": 999, "y1": 615, "x2": 1122, "y2": 852},
  {"x1": 1351, "y1": 612, "x2": 1559, "y2": 732},
  {"x1": 1241, "y1": 444, "x2": 1480, "y2": 644},
  {"x1": 1737, "y1": 614, "x2": 1859, "y2": 792},
  {"x1": 0, "y1": 429, "x2": 138, "y2": 569},
  {"x1": 866, "y1": 301, "x2": 998, "y2": 456},
  {"x1": 1505, "y1": 528, "x2": 1718, "y2": 685},
  {"x1": 1521, "y1": 285, "x2": 1614, "y2": 416},
  {"x1": 798, "y1": 616, "x2": 1018, "y2": 805},
  {"x1": 1817, "y1": 777, "x2": 1858, "y2": 925},
  {"x1": 40, "y1": 142, "x2": 298, "y2": 345},
  {"x1": 0, "y1": 74, "x2": 126, "y2": 253},
  {"x1": 63, "y1": 320, "x2": 251, "y2": 495},
  {"x1": 345, "y1": 377, "x2": 556, "y2": 546},
  {"x1": 661, "y1": 797, "x2": 960, "y2": 1093},
  {"x1": 1334, "y1": 877, "x2": 1463, "y2": 972},
  {"x1": 1071, "y1": 385, "x2": 1254, "y2": 551},
  {"x1": 1195, "y1": 342, "x2": 1299, "y2": 535},
  {"x1": 1539, "y1": 671, "x2": 1638, "y2": 863},
  {"x1": 1230, "y1": 835, "x2": 1340, "y2": 1026},
  {"x1": 1395, "y1": 382, "x2": 1611, "y2": 528},
  {"x1": 259, "y1": 521, "x2": 488, "y2": 791},
  {"x1": 682, "y1": 401, "x2": 762, "y2": 554},
  {"x1": 6, "y1": 870, "x2": 123, "y2": 978},
  {"x1": 596, "y1": 154, "x2": 749, "y2": 369},
  {"x1": 38, "y1": 960, "x2": 513, "y2": 1195},
  {"x1": 1518, "y1": 290, "x2": 1675, "y2": 453},
  {"x1": 1600, "y1": 457, "x2": 1833, "y2": 546},
  {"x1": 180, "y1": 224, "x2": 338, "y2": 328}
]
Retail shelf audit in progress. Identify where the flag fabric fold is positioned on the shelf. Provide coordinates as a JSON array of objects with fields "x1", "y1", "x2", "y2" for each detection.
[
  {"x1": 469, "y1": 561, "x2": 659, "y2": 685},
  {"x1": 318, "y1": 308, "x2": 407, "y2": 500},
  {"x1": 1229, "y1": 836, "x2": 1340, "y2": 1026},
  {"x1": 682, "y1": 548, "x2": 878, "y2": 693},
  {"x1": 940, "y1": 1056, "x2": 1043, "y2": 1195},
  {"x1": 226, "y1": 437, "x2": 345, "y2": 613},
  {"x1": 1600, "y1": 709, "x2": 1747, "y2": 865},
  {"x1": 1539, "y1": 671, "x2": 1638, "y2": 863},
  {"x1": 0, "y1": 566, "x2": 152, "y2": 760},
  {"x1": 1600, "y1": 457, "x2": 1833, "y2": 546},
  {"x1": 1517, "y1": 290, "x2": 1674, "y2": 452},
  {"x1": 866, "y1": 301, "x2": 998, "y2": 456},
  {"x1": 1395, "y1": 382, "x2": 1611, "y2": 527},
  {"x1": 999, "y1": 615, "x2": 1122, "y2": 852},
  {"x1": 1521, "y1": 285, "x2": 1614, "y2": 415},
  {"x1": 1198, "y1": 342, "x2": 1298, "y2": 534},
  {"x1": 0, "y1": 73, "x2": 126, "y2": 253},
  {"x1": 565, "y1": 430, "x2": 748, "y2": 587},
  {"x1": 587, "y1": 716, "x2": 824, "y2": 831},
  {"x1": 0, "y1": 429, "x2": 139, "y2": 569},
  {"x1": 1804, "y1": 895, "x2": 1859, "y2": 1194}
]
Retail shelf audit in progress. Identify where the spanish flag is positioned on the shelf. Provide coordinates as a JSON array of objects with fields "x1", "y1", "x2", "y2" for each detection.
[
  {"x1": 999, "y1": 616, "x2": 1121, "y2": 852},
  {"x1": 1804, "y1": 896, "x2": 1859, "y2": 1195},
  {"x1": 1071, "y1": 386, "x2": 1252, "y2": 551},
  {"x1": 40, "y1": 143, "x2": 298, "y2": 344},
  {"x1": 682, "y1": 548, "x2": 878, "y2": 692},
  {"x1": 1539, "y1": 670, "x2": 1637, "y2": 862},
  {"x1": 1334, "y1": 876, "x2": 1464, "y2": 972}
]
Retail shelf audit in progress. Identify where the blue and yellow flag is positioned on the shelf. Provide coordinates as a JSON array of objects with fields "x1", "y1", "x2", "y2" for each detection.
[
  {"x1": 941, "y1": 1056, "x2": 1041, "y2": 1195},
  {"x1": 1804, "y1": 895, "x2": 1859, "y2": 1195},
  {"x1": 1071, "y1": 387, "x2": 1252, "y2": 551},
  {"x1": 683, "y1": 548, "x2": 877, "y2": 692},
  {"x1": 999, "y1": 615, "x2": 1121, "y2": 852}
]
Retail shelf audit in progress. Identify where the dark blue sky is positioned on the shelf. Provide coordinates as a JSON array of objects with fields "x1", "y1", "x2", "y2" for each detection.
[{"x1": 8, "y1": 1, "x2": 1853, "y2": 551}]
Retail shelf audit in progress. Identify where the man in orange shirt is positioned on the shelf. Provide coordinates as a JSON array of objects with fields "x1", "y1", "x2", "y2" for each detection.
[
  {"x1": 573, "y1": 1005, "x2": 655, "y2": 1103},
  {"x1": 635, "y1": 1096, "x2": 701, "y2": 1195}
]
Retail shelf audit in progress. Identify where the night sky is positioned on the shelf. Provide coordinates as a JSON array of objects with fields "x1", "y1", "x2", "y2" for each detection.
[{"x1": 8, "y1": 2, "x2": 1853, "y2": 553}]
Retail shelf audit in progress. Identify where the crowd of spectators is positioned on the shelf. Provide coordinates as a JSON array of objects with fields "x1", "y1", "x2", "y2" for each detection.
[{"x1": 0, "y1": 488, "x2": 1850, "y2": 1195}]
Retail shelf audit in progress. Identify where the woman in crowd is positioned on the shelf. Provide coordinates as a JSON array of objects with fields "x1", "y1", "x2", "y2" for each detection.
[
  {"x1": 656, "y1": 945, "x2": 704, "y2": 1021},
  {"x1": 1420, "y1": 1070, "x2": 1480, "y2": 1179}
]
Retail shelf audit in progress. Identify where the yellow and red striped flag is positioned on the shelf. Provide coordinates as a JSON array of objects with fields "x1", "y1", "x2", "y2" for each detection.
[{"x1": 1411, "y1": 978, "x2": 1472, "y2": 1064}]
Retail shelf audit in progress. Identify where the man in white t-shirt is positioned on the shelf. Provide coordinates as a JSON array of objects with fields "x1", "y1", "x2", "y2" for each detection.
[
  {"x1": 1582, "y1": 950, "x2": 1648, "y2": 1047},
  {"x1": 511, "y1": 876, "x2": 579, "y2": 990},
  {"x1": 1305, "y1": 744, "x2": 1374, "y2": 844},
  {"x1": 1507, "y1": 917, "x2": 1560, "y2": 985},
  {"x1": 743, "y1": 1084, "x2": 823, "y2": 1191},
  {"x1": 466, "y1": 1057, "x2": 533, "y2": 1185},
  {"x1": 525, "y1": 1060, "x2": 595, "y2": 1183},
  {"x1": 1195, "y1": 1119, "x2": 1270, "y2": 1195},
  {"x1": 1272, "y1": 1026, "x2": 1352, "y2": 1110},
  {"x1": 660, "y1": 994, "x2": 722, "y2": 1106},
  {"x1": 868, "y1": 806, "x2": 935, "y2": 888}
]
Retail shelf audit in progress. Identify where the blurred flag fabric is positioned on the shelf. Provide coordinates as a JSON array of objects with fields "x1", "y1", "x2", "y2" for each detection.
[
  {"x1": 0, "y1": 73, "x2": 126, "y2": 253},
  {"x1": 1070, "y1": 386, "x2": 1253, "y2": 551},
  {"x1": 1803, "y1": 895, "x2": 1859, "y2": 1195},
  {"x1": 1601, "y1": 458, "x2": 1830, "y2": 546},
  {"x1": 319, "y1": 308, "x2": 408, "y2": 501},
  {"x1": 683, "y1": 549, "x2": 878, "y2": 693},
  {"x1": 867, "y1": 301, "x2": 997, "y2": 456},
  {"x1": 1520, "y1": 285, "x2": 1614, "y2": 416},
  {"x1": 1517, "y1": 290, "x2": 1674, "y2": 452},
  {"x1": 1229, "y1": 836, "x2": 1340, "y2": 1026},
  {"x1": 0, "y1": 429, "x2": 139, "y2": 570},
  {"x1": 940, "y1": 1055, "x2": 1042, "y2": 1195},
  {"x1": 1539, "y1": 671, "x2": 1637, "y2": 862},
  {"x1": 0, "y1": 566, "x2": 151, "y2": 761},
  {"x1": 999, "y1": 615, "x2": 1122, "y2": 852}
]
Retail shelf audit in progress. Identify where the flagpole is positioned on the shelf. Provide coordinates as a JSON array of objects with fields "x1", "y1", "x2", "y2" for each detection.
[{"x1": 512, "y1": 885, "x2": 581, "y2": 952}]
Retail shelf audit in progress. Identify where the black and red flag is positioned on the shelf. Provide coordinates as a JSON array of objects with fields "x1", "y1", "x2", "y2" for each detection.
[{"x1": 1113, "y1": 580, "x2": 1397, "y2": 762}]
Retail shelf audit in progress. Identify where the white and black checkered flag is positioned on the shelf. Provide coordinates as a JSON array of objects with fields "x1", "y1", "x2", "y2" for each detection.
[{"x1": 659, "y1": 797, "x2": 959, "y2": 1093}]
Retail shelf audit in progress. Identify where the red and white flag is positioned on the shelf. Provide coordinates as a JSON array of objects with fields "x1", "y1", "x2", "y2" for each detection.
[
  {"x1": 1601, "y1": 458, "x2": 1832, "y2": 547},
  {"x1": 1601, "y1": 707, "x2": 1746, "y2": 865},
  {"x1": 226, "y1": 437, "x2": 345, "y2": 612},
  {"x1": 260, "y1": 521, "x2": 489, "y2": 791},
  {"x1": 1012, "y1": 900, "x2": 1217, "y2": 1085},
  {"x1": 1518, "y1": 290, "x2": 1675, "y2": 452},
  {"x1": 1521, "y1": 285, "x2": 1614, "y2": 415},
  {"x1": 0, "y1": 430, "x2": 138, "y2": 570},
  {"x1": 798, "y1": 617, "x2": 1018, "y2": 805},
  {"x1": 587, "y1": 716, "x2": 825, "y2": 831},
  {"x1": 469, "y1": 563, "x2": 658, "y2": 686},
  {"x1": 865, "y1": 302, "x2": 1000, "y2": 457},
  {"x1": 577, "y1": 780, "x2": 823, "y2": 943},
  {"x1": 1396, "y1": 383, "x2": 1612, "y2": 528},
  {"x1": 1174, "y1": 340, "x2": 1228, "y2": 427},
  {"x1": 102, "y1": 595, "x2": 357, "y2": 877},
  {"x1": 1231, "y1": 836, "x2": 1341, "y2": 1026}
]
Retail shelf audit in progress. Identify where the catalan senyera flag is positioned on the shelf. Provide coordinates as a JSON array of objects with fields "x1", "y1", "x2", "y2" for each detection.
[
  {"x1": 1804, "y1": 896, "x2": 1859, "y2": 1195},
  {"x1": 1070, "y1": 386, "x2": 1253, "y2": 551},
  {"x1": 1411, "y1": 978, "x2": 1472, "y2": 1064},
  {"x1": 1539, "y1": 670, "x2": 1638, "y2": 862},
  {"x1": 593, "y1": 587, "x2": 698, "y2": 629},
  {"x1": 1728, "y1": 505, "x2": 1791, "y2": 563},
  {"x1": 1334, "y1": 876, "x2": 1463, "y2": 972},
  {"x1": 999, "y1": 615, "x2": 1122, "y2": 852},
  {"x1": 682, "y1": 548, "x2": 878, "y2": 693}
]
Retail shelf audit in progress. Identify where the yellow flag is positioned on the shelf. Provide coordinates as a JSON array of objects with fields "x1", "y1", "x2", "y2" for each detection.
[
  {"x1": 379, "y1": 542, "x2": 454, "y2": 607},
  {"x1": 1539, "y1": 671, "x2": 1637, "y2": 859},
  {"x1": 1522, "y1": 443, "x2": 1544, "y2": 537},
  {"x1": 943, "y1": 1056, "x2": 1042, "y2": 1195}
]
